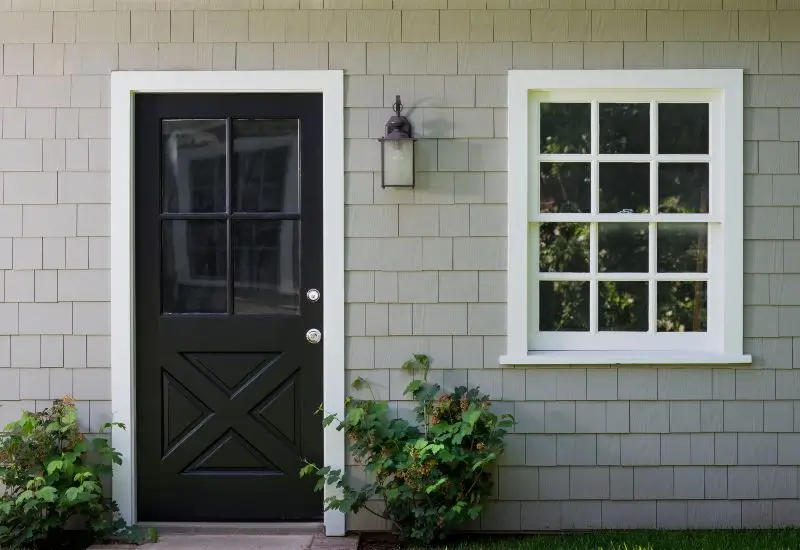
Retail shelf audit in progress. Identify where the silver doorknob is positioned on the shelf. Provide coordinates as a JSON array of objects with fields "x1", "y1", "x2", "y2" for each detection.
[
  {"x1": 306, "y1": 288, "x2": 320, "y2": 302},
  {"x1": 306, "y1": 328, "x2": 322, "y2": 344}
]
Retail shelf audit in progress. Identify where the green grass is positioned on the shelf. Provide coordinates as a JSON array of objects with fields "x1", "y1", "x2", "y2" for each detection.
[{"x1": 417, "y1": 530, "x2": 800, "y2": 550}]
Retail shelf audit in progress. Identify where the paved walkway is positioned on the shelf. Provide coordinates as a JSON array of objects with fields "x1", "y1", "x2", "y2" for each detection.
[{"x1": 90, "y1": 534, "x2": 360, "y2": 550}]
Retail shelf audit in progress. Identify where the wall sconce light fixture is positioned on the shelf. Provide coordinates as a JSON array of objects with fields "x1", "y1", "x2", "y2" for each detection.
[{"x1": 378, "y1": 95, "x2": 416, "y2": 188}]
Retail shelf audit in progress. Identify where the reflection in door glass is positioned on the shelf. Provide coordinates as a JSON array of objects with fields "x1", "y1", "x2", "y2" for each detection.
[
  {"x1": 233, "y1": 220, "x2": 300, "y2": 314},
  {"x1": 162, "y1": 220, "x2": 227, "y2": 313},
  {"x1": 161, "y1": 120, "x2": 226, "y2": 213},
  {"x1": 233, "y1": 119, "x2": 299, "y2": 213}
]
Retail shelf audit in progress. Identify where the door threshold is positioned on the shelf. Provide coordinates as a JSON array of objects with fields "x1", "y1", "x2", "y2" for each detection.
[{"x1": 136, "y1": 522, "x2": 324, "y2": 536}]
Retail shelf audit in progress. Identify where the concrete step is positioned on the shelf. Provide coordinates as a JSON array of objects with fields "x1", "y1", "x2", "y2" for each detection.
[
  {"x1": 136, "y1": 522, "x2": 325, "y2": 536},
  {"x1": 89, "y1": 533, "x2": 359, "y2": 550},
  {"x1": 91, "y1": 534, "x2": 315, "y2": 549}
]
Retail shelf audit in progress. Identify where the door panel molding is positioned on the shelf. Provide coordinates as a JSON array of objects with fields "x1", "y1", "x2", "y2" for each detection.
[{"x1": 110, "y1": 71, "x2": 345, "y2": 535}]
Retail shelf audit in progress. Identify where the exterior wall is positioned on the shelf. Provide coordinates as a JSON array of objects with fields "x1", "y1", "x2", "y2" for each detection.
[{"x1": 0, "y1": 0, "x2": 799, "y2": 531}]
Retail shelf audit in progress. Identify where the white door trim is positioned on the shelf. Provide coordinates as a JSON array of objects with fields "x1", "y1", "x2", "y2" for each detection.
[{"x1": 109, "y1": 70, "x2": 346, "y2": 536}]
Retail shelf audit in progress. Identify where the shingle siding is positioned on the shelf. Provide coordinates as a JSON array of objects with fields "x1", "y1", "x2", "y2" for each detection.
[{"x1": 1, "y1": 0, "x2": 800, "y2": 532}]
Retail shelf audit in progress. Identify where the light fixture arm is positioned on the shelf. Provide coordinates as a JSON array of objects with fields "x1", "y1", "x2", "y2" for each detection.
[{"x1": 384, "y1": 94, "x2": 413, "y2": 140}]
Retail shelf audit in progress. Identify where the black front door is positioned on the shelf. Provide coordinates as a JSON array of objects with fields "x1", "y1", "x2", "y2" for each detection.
[{"x1": 134, "y1": 93, "x2": 323, "y2": 522}]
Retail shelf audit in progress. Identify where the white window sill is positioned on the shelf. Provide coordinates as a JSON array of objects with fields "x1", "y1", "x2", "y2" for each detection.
[{"x1": 499, "y1": 351, "x2": 753, "y2": 366}]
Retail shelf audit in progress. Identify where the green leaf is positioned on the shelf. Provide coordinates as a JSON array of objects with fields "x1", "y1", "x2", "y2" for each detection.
[
  {"x1": 345, "y1": 406, "x2": 365, "y2": 426},
  {"x1": 34, "y1": 486, "x2": 57, "y2": 503},
  {"x1": 15, "y1": 490, "x2": 34, "y2": 504},
  {"x1": 299, "y1": 463, "x2": 316, "y2": 477},
  {"x1": 425, "y1": 478, "x2": 447, "y2": 494},
  {"x1": 350, "y1": 377, "x2": 366, "y2": 391},
  {"x1": 321, "y1": 413, "x2": 338, "y2": 428},
  {"x1": 403, "y1": 379, "x2": 422, "y2": 396}
]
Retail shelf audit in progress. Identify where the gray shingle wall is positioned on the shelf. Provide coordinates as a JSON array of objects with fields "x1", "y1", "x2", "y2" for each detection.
[{"x1": 0, "y1": 0, "x2": 799, "y2": 531}]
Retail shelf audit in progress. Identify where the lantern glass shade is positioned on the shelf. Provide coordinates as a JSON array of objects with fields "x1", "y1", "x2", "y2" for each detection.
[{"x1": 381, "y1": 138, "x2": 415, "y2": 188}]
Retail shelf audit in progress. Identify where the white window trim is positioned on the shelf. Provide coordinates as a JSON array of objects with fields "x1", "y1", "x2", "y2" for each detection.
[
  {"x1": 502, "y1": 69, "x2": 751, "y2": 366},
  {"x1": 110, "y1": 70, "x2": 346, "y2": 535}
]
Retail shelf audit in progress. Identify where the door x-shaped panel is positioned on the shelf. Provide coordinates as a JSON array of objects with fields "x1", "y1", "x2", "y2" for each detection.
[{"x1": 160, "y1": 351, "x2": 302, "y2": 477}]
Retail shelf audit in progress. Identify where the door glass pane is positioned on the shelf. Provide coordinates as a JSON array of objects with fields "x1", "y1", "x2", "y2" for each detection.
[
  {"x1": 658, "y1": 163, "x2": 709, "y2": 213},
  {"x1": 657, "y1": 223, "x2": 708, "y2": 273},
  {"x1": 658, "y1": 103, "x2": 709, "y2": 154},
  {"x1": 599, "y1": 281, "x2": 648, "y2": 332},
  {"x1": 539, "y1": 223, "x2": 590, "y2": 273},
  {"x1": 162, "y1": 119, "x2": 226, "y2": 213},
  {"x1": 233, "y1": 119, "x2": 299, "y2": 213},
  {"x1": 657, "y1": 281, "x2": 707, "y2": 332},
  {"x1": 234, "y1": 220, "x2": 300, "y2": 314},
  {"x1": 599, "y1": 163, "x2": 650, "y2": 213},
  {"x1": 540, "y1": 103, "x2": 590, "y2": 154},
  {"x1": 599, "y1": 103, "x2": 650, "y2": 154},
  {"x1": 540, "y1": 162, "x2": 590, "y2": 213},
  {"x1": 162, "y1": 220, "x2": 227, "y2": 313},
  {"x1": 539, "y1": 281, "x2": 589, "y2": 331},
  {"x1": 598, "y1": 223, "x2": 649, "y2": 273}
]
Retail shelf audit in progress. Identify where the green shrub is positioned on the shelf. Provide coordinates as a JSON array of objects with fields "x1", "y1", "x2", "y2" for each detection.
[
  {"x1": 301, "y1": 354, "x2": 515, "y2": 546},
  {"x1": 0, "y1": 396, "x2": 156, "y2": 549}
]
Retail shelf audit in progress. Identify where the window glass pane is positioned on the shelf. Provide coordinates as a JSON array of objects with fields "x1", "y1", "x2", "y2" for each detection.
[
  {"x1": 658, "y1": 103, "x2": 709, "y2": 154},
  {"x1": 657, "y1": 281, "x2": 707, "y2": 332},
  {"x1": 599, "y1": 281, "x2": 648, "y2": 332},
  {"x1": 540, "y1": 281, "x2": 589, "y2": 331},
  {"x1": 162, "y1": 220, "x2": 227, "y2": 314},
  {"x1": 599, "y1": 163, "x2": 650, "y2": 213},
  {"x1": 161, "y1": 119, "x2": 226, "y2": 213},
  {"x1": 658, "y1": 163, "x2": 709, "y2": 214},
  {"x1": 540, "y1": 162, "x2": 590, "y2": 213},
  {"x1": 599, "y1": 103, "x2": 650, "y2": 154},
  {"x1": 540, "y1": 103, "x2": 590, "y2": 154},
  {"x1": 598, "y1": 223, "x2": 649, "y2": 273},
  {"x1": 234, "y1": 220, "x2": 299, "y2": 314},
  {"x1": 539, "y1": 223, "x2": 589, "y2": 273},
  {"x1": 657, "y1": 223, "x2": 707, "y2": 273},
  {"x1": 233, "y1": 119, "x2": 299, "y2": 213}
]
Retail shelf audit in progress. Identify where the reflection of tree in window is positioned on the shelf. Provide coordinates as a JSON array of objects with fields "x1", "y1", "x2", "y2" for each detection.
[
  {"x1": 658, "y1": 164, "x2": 709, "y2": 213},
  {"x1": 600, "y1": 282, "x2": 648, "y2": 332},
  {"x1": 540, "y1": 163, "x2": 590, "y2": 213},
  {"x1": 540, "y1": 281, "x2": 589, "y2": 331},
  {"x1": 599, "y1": 223, "x2": 648, "y2": 273},
  {"x1": 599, "y1": 163, "x2": 649, "y2": 213},
  {"x1": 539, "y1": 223, "x2": 589, "y2": 273},
  {"x1": 599, "y1": 103, "x2": 649, "y2": 154},
  {"x1": 540, "y1": 103, "x2": 590, "y2": 154},
  {"x1": 658, "y1": 282, "x2": 707, "y2": 332},
  {"x1": 659, "y1": 103, "x2": 709, "y2": 154}
]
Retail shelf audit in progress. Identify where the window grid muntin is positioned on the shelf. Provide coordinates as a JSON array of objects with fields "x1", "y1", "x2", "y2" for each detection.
[{"x1": 531, "y1": 93, "x2": 716, "y2": 344}]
